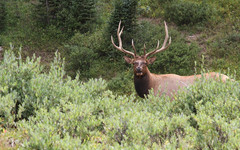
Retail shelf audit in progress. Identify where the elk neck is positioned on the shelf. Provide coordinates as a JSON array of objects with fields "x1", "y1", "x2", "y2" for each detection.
[{"x1": 134, "y1": 68, "x2": 153, "y2": 98}]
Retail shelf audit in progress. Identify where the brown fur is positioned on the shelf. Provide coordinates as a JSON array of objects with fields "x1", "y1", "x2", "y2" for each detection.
[{"x1": 128, "y1": 57, "x2": 229, "y2": 98}]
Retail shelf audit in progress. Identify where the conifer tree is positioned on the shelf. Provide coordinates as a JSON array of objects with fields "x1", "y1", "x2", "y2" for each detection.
[
  {"x1": 105, "y1": 0, "x2": 138, "y2": 57},
  {"x1": 0, "y1": 0, "x2": 6, "y2": 33},
  {"x1": 33, "y1": 0, "x2": 96, "y2": 34},
  {"x1": 108, "y1": 0, "x2": 138, "y2": 45}
]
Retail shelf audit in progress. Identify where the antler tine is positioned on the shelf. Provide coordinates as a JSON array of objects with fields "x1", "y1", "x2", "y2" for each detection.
[
  {"x1": 132, "y1": 39, "x2": 137, "y2": 56},
  {"x1": 111, "y1": 21, "x2": 135, "y2": 57},
  {"x1": 145, "y1": 21, "x2": 171, "y2": 58},
  {"x1": 156, "y1": 40, "x2": 160, "y2": 49}
]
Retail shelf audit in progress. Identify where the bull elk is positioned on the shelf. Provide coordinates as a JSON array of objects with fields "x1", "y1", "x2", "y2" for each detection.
[{"x1": 111, "y1": 21, "x2": 230, "y2": 98}]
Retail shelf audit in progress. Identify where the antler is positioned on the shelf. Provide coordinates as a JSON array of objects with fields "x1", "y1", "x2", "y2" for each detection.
[
  {"x1": 145, "y1": 21, "x2": 171, "y2": 58},
  {"x1": 111, "y1": 21, "x2": 136, "y2": 57}
]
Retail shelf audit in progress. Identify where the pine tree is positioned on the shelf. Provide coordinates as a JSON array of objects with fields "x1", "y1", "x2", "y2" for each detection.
[
  {"x1": 108, "y1": 0, "x2": 138, "y2": 45},
  {"x1": 104, "y1": 0, "x2": 138, "y2": 57},
  {"x1": 33, "y1": 0, "x2": 96, "y2": 34},
  {"x1": 0, "y1": 0, "x2": 6, "y2": 33}
]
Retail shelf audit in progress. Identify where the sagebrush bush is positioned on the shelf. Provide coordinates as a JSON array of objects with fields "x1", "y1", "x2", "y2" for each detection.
[
  {"x1": 164, "y1": 1, "x2": 214, "y2": 26},
  {"x1": 0, "y1": 48, "x2": 239, "y2": 149}
]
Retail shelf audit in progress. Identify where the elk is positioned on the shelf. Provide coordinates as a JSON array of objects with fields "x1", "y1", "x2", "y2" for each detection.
[{"x1": 111, "y1": 21, "x2": 230, "y2": 98}]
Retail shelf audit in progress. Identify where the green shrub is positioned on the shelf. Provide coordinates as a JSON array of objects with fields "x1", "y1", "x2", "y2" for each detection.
[
  {"x1": 18, "y1": 76, "x2": 239, "y2": 149},
  {"x1": 107, "y1": 69, "x2": 134, "y2": 95},
  {"x1": 0, "y1": 49, "x2": 43, "y2": 126},
  {"x1": 170, "y1": 78, "x2": 240, "y2": 149},
  {"x1": 64, "y1": 31, "x2": 104, "y2": 78},
  {"x1": 0, "y1": 0, "x2": 67, "y2": 51},
  {"x1": 164, "y1": 1, "x2": 214, "y2": 26},
  {"x1": 210, "y1": 33, "x2": 240, "y2": 58},
  {"x1": 138, "y1": 0, "x2": 174, "y2": 17},
  {"x1": 208, "y1": 32, "x2": 240, "y2": 79},
  {"x1": 0, "y1": 47, "x2": 240, "y2": 149}
]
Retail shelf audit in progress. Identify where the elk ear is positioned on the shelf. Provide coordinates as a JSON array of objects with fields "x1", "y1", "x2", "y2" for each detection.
[
  {"x1": 124, "y1": 56, "x2": 134, "y2": 64},
  {"x1": 148, "y1": 57, "x2": 156, "y2": 64}
]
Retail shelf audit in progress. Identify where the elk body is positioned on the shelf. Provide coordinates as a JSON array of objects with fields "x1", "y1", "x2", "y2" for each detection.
[{"x1": 111, "y1": 21, "x2": 229, "y2": 98}]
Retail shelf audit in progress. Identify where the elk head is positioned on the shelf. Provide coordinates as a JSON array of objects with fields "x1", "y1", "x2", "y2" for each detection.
[{"x1": 111, "y1": 21, "x2": 171, "y2": 78}]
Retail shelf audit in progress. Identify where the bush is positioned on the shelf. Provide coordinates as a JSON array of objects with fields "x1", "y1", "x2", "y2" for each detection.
[
  {"x1": 18, "y1": 77, "x2": 240, "y2": 149},
  {"x1": 0, "y1": 49, "x2": 43, "y2": 126},
  {"x1": 164, "y1": 1, "x2": 214, "y2": 26},
  {"x1": 64, "y1": 31, "x2": 104, "y2": 78},
  {"x1": 210, "y1": 33, "x2": 240, "y2": 58},
  {"x1": 138, "y1": 0, "x2": 174, "y2": 17},
  {"x1": 0, "y1": 47, "x2": 240, "y2": 149},
  {"x1": 107, "y1": 69, "x2": 134, "y2": 95},
  {"x1": 207, "y1": 32, "x2": 240, "y2": 80}
]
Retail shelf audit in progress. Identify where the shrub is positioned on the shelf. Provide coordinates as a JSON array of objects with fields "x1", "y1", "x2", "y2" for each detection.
[
  {"x1": 107, "y1": 69, "x2": 134, "y2": 95},
  {"x1": 210, "y1": 33, "x2": 240, "y2": 58},
  {"x1": 1, "y1": 47, "x2": 240, "y2": 149},
  {"x1": 64, "y1": 31, "x2": 104, "y2": 78},
  {"x1": 164, "y1": 1, "x2": 214, "y2": 26},
  {"x1": 208, "y1": 32, "x2": 240, "y2": 79},
  {"x1": 18, "y1": 77, "x2": 240, "y2": 149},
  {"x1": 0, "y1": 49, "x2": 43, "y2": 126},
  {"x1": 138, "y1": 0, "x2": 175, "y2": 17}
]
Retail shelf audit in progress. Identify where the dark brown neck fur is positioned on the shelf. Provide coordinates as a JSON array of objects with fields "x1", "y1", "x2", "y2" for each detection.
[{"x1": 134, "y1": 70, "x2": 152, "y2": 98}]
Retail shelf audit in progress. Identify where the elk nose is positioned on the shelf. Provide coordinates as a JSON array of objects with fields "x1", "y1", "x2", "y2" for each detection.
[{"x1": 136, "y1": 67, "x2": 142, "y2": 72}]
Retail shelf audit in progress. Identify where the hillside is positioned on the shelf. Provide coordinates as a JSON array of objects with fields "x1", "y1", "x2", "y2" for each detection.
[{"x1": 0, "y1": 0, "x2": 239, "y2": 149}]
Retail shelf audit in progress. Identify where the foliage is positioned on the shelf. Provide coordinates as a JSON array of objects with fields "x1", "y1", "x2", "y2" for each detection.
[
  {"x1": 207, "y1": 32, "x2": 240, "y2": 80},
  {"x1": 0, "y1": 48, "x2": 239, "y2": 149},
  {"x1": 107, "y1": 69, "x2": 135, "y2": 95},
  {"x1": 0, "y1": 48, "x2": 42, "y2": 126},
  {"x1": 105, "y1": 0, "x2": 138, "y2": 57},
  {"x1": 64, "y1": 32, "x2": 100, "y2": 78},
  {"x1": 164, "y1": 0, "x2": 214, "y2": 26},
  {"x1": 62, "y1": 28, "x2": 122, "y2": 79},
  {"x1": 1, "y1": 0, "x2": 240, "y2": 147},
  {"x1": 33, "y1": 0, "x2": 96, "y2": 35},
  {"x1": 0, "y1": 0, "x2": 6, "y2": 33},
  {"x1": 0, "y1": 0, "x2": 67, "y2": 51},
  {"x1": 138, "y1": 0, "x2": 174, "y2": 17}
]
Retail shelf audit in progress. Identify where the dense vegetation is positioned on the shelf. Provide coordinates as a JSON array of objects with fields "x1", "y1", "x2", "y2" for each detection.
[
  {"x1": 0, "y1": 0, "x2": 239, "y2": 149},
  {"x1": 0, "y1": 48, "x2": 240, "y2": 149},
  {"x1": 1, "y1": 49, "x2": 239, "y2": 149}
]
